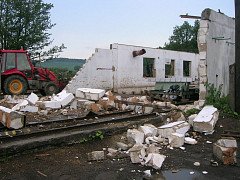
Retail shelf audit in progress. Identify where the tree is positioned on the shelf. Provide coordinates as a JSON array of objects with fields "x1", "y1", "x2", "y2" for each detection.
[
  {"x1": 163, "y1": 20, "x2": 199, "y2": 53},
  {"x1": 0, "y1": 0, "x2": 65, "y2": 59}
]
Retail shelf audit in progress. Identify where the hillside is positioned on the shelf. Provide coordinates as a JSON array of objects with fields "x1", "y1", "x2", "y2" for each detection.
[{"x1": 36, "y1": 58, "x2": 86, "y2": 71}]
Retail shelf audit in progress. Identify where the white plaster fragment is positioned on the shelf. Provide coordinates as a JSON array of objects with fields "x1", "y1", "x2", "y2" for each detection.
[
  {"x1": 52, "y1": 90, "x2": 75, "y2": 107},
  {"x1": 158, "y1": 121, "x2": 190, "y2": 138},
  {"x1": 193, "y1": 106, "x2": 219, "y2": 133},
  {"x1": 184, "y1": 137, "x2": 198, "y2": 145},
  {"x1": 76, "y1": 88, "x2": 105, "y2": 101},
  {"x1": 127, "y1": 129, "x2": 145, "y2": 144},
  {"x1": 138, "y1": 124, "x2": 158, "y2": 138},
  {"x1": 169, "y1": 133, "x2": 185, "y2": 147},
  {"x1": 27, "y1": 93, "x2": 39, "y2": 105},
  {"x1": 145, "y1": 153, "x2": 166, "y2": 169},
  {"x1": 0, "y1": 106, "x2": 25, "y2": 129}
]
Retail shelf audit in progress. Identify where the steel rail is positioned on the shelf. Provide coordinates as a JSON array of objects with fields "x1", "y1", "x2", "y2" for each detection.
[{"x1": 0, "y1": 113, "x2": 158, "y2": 141}]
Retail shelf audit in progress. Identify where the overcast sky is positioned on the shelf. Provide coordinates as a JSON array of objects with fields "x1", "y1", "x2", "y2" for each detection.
[{"x1": 44, "y1": 0, "x2": 235, "y2": 59}]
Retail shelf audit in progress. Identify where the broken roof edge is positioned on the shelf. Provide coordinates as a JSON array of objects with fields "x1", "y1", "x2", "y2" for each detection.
[
  {"x1": 110, "y1": 43, "x2": 199, "y2": 55},
  {"x1": 201, "y1": 8, "x2": 235, "y2": 23}
]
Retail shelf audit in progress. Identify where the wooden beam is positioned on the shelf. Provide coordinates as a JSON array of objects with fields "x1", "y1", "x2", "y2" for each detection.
[{"x1": 180, "y1": 14, "x2": 201, "y2": 19}]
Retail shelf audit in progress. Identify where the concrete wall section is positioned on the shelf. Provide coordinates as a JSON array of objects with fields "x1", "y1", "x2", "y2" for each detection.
[
  {"x1": 198, "y1": 9, "x2": 235, "y2": 99},
  {"x1": 66, "y1": 48, "x2": 114, "y2": 94},
  {"x1": 113, "y1": 44, "x2": 199, "y2": 94},
  {"x1": 66, "y1": 43, "x2": 199, "y2": 94}
]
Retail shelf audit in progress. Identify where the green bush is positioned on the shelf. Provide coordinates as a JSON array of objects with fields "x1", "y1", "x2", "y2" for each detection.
[
  {"x1": 185, "y1": 108, "x2": 200, "y2": 117},
  {"x1": 205, "y1": 83, "x2": 238, "y2": 117}
]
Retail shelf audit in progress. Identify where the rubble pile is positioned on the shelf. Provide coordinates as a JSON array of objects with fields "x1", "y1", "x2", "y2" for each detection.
[
  {"x1": 87, "y1": 100, "x2": 238, "y2": 170},
  {"x1": 0, "y1": 87, "x2": 238, "y2": 171},
  {"x1": 0, "y1": 88, "x2": 196, "y2": 128}
]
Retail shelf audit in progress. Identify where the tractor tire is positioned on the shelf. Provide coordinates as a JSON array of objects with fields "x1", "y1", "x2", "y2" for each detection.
[
  {"x1": 41, "y1": 82, "x2": 59, "y2": 96},
  {"x1": 4, "y1": 75, "x2": 28, "y2": 95}
]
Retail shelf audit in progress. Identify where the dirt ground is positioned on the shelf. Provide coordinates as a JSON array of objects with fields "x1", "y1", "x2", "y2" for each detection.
[{"x1": 0, "y1": 116, "x2": 240, "y2": 180}]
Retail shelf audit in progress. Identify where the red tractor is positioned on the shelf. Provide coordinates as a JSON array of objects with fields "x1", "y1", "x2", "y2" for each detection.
[{"x1": 0, "y1": 49, "x2": 60, "y2": 95}]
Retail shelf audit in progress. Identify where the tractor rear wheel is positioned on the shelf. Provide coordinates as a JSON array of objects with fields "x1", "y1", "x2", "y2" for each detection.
[
  {"x1": 4, "y1": 75, "x2": 28, "y2": 95},
  {"x1": 41, "y1": 82, "x2": 59, "y2": 96}
]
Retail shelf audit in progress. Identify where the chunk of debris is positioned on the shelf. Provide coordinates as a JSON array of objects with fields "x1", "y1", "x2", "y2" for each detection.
[
  {"x1": 0, "y1": 106, "x2": 25, "y2": 129},
  {"x1": 193, "y1": 162, "x2": 200, "y2": 166},
  {"x1": 43, "y1": 100, "x2": 61, "y2": 109},
  {"x1": 169, "y1": 133, "x2": 185, "y2": 147},
  {"x1": 145, "y1": 153, "x2": 166, "y2": 169},
  {"x1": 187, "y1": 114, "x2": 198, "y2": 126},
  {"x1": 128, "y1": 144, "x2": 146, "y2": 163},
  {"x1": 145, "y1": 136, "x2": 158, "y2": 144},
  {"x1": 27, "y1": 92, "x2": 39, "y2": 105},
  {"x1": 146, "y1": 144, "x2": 159, "y2": 154},
  {"x1": 143, "y1": 170, "x2": 152, "y2": 177},
  {"x1": 213, "y1": 138, "x2": 238, "y2": 165},
  {"x1": 11, "y1": 99, "x2": 28, "y2": 111},
  {"x1": 87, "y1": 151, "x2": 105, "y2": 161},
  {"x1": 158, "y1": 121, "x2": 190, "y2": 138},
  {"x1": 116, "y1": 142, "x2": 129, "y2": 151},
  {"x1": 138, "y1": 124, "x2": 158, "y2": 138},
  {"x1": 184, "y1": 137, "x2": 197, "y2": 145},
  {"x1": 76, "y1": 88, "x2": 105, "y2": 101},
  {"x1": 127, "y1": 129, "x2": 145, "y2": 144},
  {"x1": 52, "y1": 90, "x2": 75, "y2": 107},
  {"x1": 193, "y1": 106, "x2": 219, "y2": 133},
  {"x1": 20, "y1": 105, "x2": 38, "y2": 113},
  {"x1": 135, "y1": 105, "x2": 143, "y2": 114},
  {"x1": 107, "y1": 148, "x2": 119, "y2": 157},
  {"x1": 144, "y1": 106, "x2": 154, "y2": 114}
]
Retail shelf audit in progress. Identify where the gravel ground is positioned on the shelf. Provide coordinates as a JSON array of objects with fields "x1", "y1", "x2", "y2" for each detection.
[{"x1": 0, "y1": 116, "x2": 239, "y2": 180}]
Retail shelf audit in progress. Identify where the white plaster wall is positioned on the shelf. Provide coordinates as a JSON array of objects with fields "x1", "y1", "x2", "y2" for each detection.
[
  {"x1": 65, "y1": 48, "x2": 114, "y2": 94},
  {"x1": 112, "y1": 44, "x2": 199, "y2": 94},
  {"x1": 66, "y1": 43, "x2": 199, "y2": 94},
  {"x1": 203, "y1": 9, "x2": 235, "y2": 95}
]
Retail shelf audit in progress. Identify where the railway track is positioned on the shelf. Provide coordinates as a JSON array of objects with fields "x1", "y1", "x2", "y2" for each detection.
[{"x1": 0, "y1": 110, "x2": 163, "y2": 157}]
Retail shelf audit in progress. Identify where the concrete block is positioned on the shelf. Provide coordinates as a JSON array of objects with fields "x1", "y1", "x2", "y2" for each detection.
[
  {"x1": 128, "y1": 144, "x2": 145, "y2": 163},
  {"x1": 11, "y1": 100, "x2": 29, "y2": 111},
  {"x1": 138, "y1": 124, "x2": 158, "y2": 138},
  {"x1": 169, "y1": 133, "x2": 185, "y2": 147},
  {"x1": 144, "y1": 106, "x2": 154, "y2": 114},
  {"x1": 213, "y1": 138, "x2": 237, "y2": 165},
  {"x1": 0, "y1": 106, "x2": 25, "y2": 129},
  {"x1": 127, "y1": 129, "x2": 145, "y2": 144},
  {"x1": 52, "y1": 90, "x2": 75, "y2": 107},
  {"x1": 184, "y1": 137, "x2": 198, "y2": 145},
  {"x1": 146, "y1": 144, "x2": 159, "y2": 154},
  {"x1": 44, "y1": 101, "x2": 61, "y2": 109},
  {"x1": 193, "y1": 106, "x2": 219, "y2": 133},
  {"x1": 27, "y1": 92, "x2": 39, "y2": 105},
  {"x1": 70, "y1": 100, "x2": 78, "y2": 109},
  {"x1": 76, "y1": 88, "x2": 105, "y2": 101},
  {"x1": 187, "y1": 114, "x2": 198, "y2": 126},
  {"x1": 107, "y1": 148, "x2": 119, "y2": 157},
  {"x1": 87, "y1": 151, "x2": 105, "y2": 161},
  {"x1": 158, "y1": 121, "x2": 190, "y2": 138},
  {"x1": 116, "y1": 142, "x2": 129, "y2": 151},
  {"x1": 145, "y1": 153, "x2": 166, "y2": 169},
  {"x1": 20, "y1": 105, "x2": 39, "y2": 113}
]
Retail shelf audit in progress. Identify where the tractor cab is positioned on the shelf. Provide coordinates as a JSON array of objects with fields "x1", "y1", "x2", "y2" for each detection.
[{"x1": 0, "y1": 49, "x2": 60, "y2": 95}]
